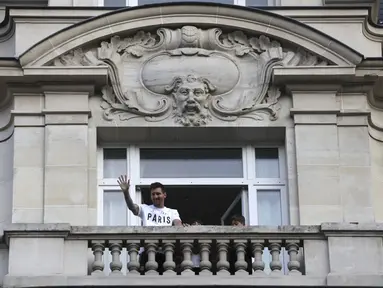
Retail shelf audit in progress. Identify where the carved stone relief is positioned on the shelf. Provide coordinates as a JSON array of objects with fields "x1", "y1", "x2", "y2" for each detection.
[{"x1": 52, "y1": 26, "x2": 328, "y2": 126}]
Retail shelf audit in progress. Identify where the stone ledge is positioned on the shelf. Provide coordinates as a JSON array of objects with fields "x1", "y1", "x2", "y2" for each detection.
[
  {"x1": 321, "y1": 222, "x2": 383, "y2": 237},
  {"x1": 326, "y1": 273, "x2": 383, "y2": 286},
  {"x1": 4, "y1": 223, "x2": 383, "y2": 241},
  {"x1": 273, "y1": 66, "x2": 356, "y2": 84},
  {"x1": 2, "y1": 224, "x2": 324, "y2": 243},
  {"x1": 22, "y1": 67, "x2": 108, "y2": 85},
  {"x1": 2, "y1": 275, "x2": 327, "y2": 287},
  {"x1": 3, "y1": 224, "x2": 71, "y2": 246}
]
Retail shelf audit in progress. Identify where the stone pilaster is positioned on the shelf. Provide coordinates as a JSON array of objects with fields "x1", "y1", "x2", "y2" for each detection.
[
  {"x1": 11, "y1": 89, "x2": 45, "y2": 223},
  {"x1": 290, "y1": 85, "x2": 342, "y2": 224},
  {"x1": 290, "y1": 85, "x2": 374, "y2": 224},
  {"x1": 337, "y1": 89, "x2": 373, "y2": 222},
  {"x1": 42, "y1": 86, "x2": 92, "y2": 225},
  {"x1": 0, "y1": 88, "x2": 13, "y2": 231}
]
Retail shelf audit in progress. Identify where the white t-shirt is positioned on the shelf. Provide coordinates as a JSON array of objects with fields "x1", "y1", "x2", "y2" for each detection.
[{"x1": 138, "y1": 204, "x2": 181, "y2": 226}]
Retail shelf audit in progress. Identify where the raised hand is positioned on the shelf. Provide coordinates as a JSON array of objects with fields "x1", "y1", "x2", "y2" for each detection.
[
  {"x1": 118, "y1": 175, "x2": 139, "y2": 216},
  {"x1": 117, "y1": 175, "x2": 130, "y2": 192}
]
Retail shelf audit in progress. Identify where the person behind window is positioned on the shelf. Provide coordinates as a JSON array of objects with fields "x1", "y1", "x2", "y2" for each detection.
[
  {"x1": 117, "y1": 175, "x2": 183, "y2": 274},
  {"x1": 231, "y1": 214, "x2": 246, "y2": 226}
]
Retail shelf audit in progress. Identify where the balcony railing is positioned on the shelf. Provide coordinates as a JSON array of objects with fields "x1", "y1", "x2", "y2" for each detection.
[
  {"x1": 86, "y1": 226, "x2": 311, "y2": 277},
  {"x1": 1, "y1": 223, "x2": 383, "y2": 287}
]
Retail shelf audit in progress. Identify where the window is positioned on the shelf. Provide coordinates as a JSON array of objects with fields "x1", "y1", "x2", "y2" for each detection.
[
  {"x1": 245, "y1": 0, "x2": 268, "y2": 6},
  {"x1": 140, "y1": 148, "x2": 243, "y2": 178},
  {"x1": 98, "y1": 144, "x2": 288, "y2": 275},
  {"x1": 137, "y1": 0, "x2": 234, "y2": 5},
  {"x1": 257, "y1": 190, "x2": 282, "y2": 225},
  {"x1": 99, "y1": 0, "x2": 272, "y2": 7},
  {"x1": 98, "y1": 145, "x2": 287, "y2": 227},
  {"x1": 103, "y1": 0, "x2": 127, "y2": 6},
  {"x1": 103, "y1": 190, "x2": 127, "y2": 225},
  {"x1": 255, "y1": 148, "x2": 280, "y2": 178},
  {"x1": 103, "y1": 148, "x2": 126, "y2": 178}
]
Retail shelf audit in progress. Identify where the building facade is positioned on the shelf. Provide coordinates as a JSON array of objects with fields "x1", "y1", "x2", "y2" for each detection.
[{"x1": 1, "y1": 0, "x2": 383, "y2": 287}]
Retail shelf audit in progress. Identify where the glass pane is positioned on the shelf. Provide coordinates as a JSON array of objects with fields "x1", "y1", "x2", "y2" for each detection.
[
  {"x1": 104, "y1": 0, "x2": 126, "y2": 6},
  {"x1": 257, "y1": 190, "x2": 281, "y2": 226},
  {"x1": 103, "y1": 191, "x2": 127, "y2": 225},
  {"x1": 255, "y1": 148, "x2": 280, "y2": 178},
  {"x1": 103, "y1": 148, "x2": 127, "y2": 178},
  {"x1": 257, "y1": 189, "x2": 286, "y2": 274},
  {"x1": 138, "y1": 0, "x2": 234, "y2": 5},
  {"x1": 140, "y1": 148, "x2": 243, "y2": 178},
  {"x1": 246, "y1": 0, "x2": 268, "y2": 6}
]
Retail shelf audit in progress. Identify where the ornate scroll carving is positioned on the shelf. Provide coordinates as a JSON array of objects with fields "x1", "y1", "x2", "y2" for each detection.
[{"x1": 52, "y1": 26, "x2": 328, "y2": 126}]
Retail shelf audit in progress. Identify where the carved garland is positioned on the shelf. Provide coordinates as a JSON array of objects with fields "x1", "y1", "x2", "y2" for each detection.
[{"x1": 53, "y1": 26, "x2": 328, "y2": 126}]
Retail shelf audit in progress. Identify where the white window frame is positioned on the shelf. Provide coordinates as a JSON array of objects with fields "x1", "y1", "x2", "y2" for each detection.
[
  {"x1": 98, "y1": 144, "x2": 287, "y2": 226},
  {"x1": 98, "y1": 0, "x2": 245, "y2": 7}
]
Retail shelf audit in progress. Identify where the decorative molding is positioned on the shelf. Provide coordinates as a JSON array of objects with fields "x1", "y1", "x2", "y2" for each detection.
[{"x1": 53, "y1": 26, "x2": 329, "y2": 126}]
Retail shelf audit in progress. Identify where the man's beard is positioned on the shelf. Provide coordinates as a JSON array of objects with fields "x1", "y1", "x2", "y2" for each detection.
[{"x1": 173, "y1": 107, "x2": 212, "y2": 126}]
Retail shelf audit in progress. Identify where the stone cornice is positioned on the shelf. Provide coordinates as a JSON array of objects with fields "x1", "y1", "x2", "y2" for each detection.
[
  {"x1": 324, "y1": 0, "x2": 379, "y2": 20},
  {"x1": 273, "y1": 66, "x2": 357, "y2": 85},
  {"x1": 18, "y1": 4, "x2": 363, "y2": 67},
  {"x1": 5, "y1": 6, "x2": 375, "y2": 19}
]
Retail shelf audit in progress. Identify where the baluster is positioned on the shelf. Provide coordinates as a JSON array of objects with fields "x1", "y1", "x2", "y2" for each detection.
[
  {"x1": 286, "y1": 240, "x2": 301, "y2": 275},
  {"x1": 216, "y1": 241, "x2": 230, "y2": 275},
  {"x1": 127, "y1": 241, "x2": 140, "y2": 275},
  {"x1": 145, "y1": 242, "x2": 159, "y2": 275},
  {"x1": 269, "y1": 240, "x2": 282, "y2": 275},
  {"x1": 199, "y1": 240, "x2": 212, "y2": 275},
  {"x1": 163, "y1": 241, "x2": 176, "y2": 275},
  {"x1": 234, "y1": 240, "x2": 248, "y2": 275},
  {"x1": 180, "y1": 241, "x2": 194, "y2": 276},
  {"x1": 251, "y1": 240, "x2": 265, "y2": 275},
  {"x1": 91, "y1": 241, "x2": 105, "y2": 275},
  {"x1": 109, "y1": 241, "x2": 123, "y2": 275}
]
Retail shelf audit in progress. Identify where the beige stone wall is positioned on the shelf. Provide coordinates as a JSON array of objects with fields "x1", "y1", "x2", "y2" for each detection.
[
  {"x1": 11, "y1": 87, "x2": 96, "y2": 225},
  {"x1": 290, "y1": 86, "x2": 374, "y2": 224},
  {"x1": 0, "y1": 104, "x2": 13, "y2": 231},
  {"x1": 369, "y1": 105, "x2": 383, "y2": 222},
  {"x1": 0, "y1": 92, "x2": 12, "y2": 286},
  {"x1": 8, "y1": 82, "x2": 380, "y2": 226},
  {"x1": 371, "y1": 138, "x2": 383, "y2": 222},
  {"x1": 12, "y1": 92, "x2": 45, "y2": 223},
  {"x1": 306, "y1": 22, "x2": 381, "y2": 57},
  {"x1": 2, "y1": 4, "x2": 383, "y2": 227}
]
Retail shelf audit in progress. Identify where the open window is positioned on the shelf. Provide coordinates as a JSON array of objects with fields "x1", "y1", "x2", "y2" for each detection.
[
  {"x1": 140, "y1": 185, "x2": 244, "y2": 225},
  {"x1": 99, "y1": 145, "x2": 287, "y2": 227}
]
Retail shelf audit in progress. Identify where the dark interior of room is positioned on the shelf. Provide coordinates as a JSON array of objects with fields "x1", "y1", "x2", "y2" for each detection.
[{"x1": 140, "y1": 185, "x2": 243, "y2": 225}]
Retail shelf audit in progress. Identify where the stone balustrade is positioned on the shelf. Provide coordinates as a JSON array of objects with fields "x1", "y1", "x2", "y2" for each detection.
[
  {"x1": 1, "y1": 223, "x2": 383, "y2": 287},
  {"x1": 90, "y1": 237, "x2": 301, "y2": 276}
]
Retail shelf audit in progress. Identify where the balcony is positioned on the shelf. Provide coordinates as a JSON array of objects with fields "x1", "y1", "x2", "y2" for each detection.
[{"x1": 1, "y1": 223, "x2": 383, "y2": 287}]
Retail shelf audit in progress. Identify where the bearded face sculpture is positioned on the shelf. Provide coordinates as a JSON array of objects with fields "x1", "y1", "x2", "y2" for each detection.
[{"x1": 165, "y1": 75, "x2": 216, "y2": 126}]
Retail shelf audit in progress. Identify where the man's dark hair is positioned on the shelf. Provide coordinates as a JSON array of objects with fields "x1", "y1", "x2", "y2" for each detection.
[
  {"x1": 231, "y1": 214, "x2": 245, "y2": 225},
  {"x1": 149, "y1": 182, "x2": 165, "y2": 193},
  {"x1": 191, "y1": 219, "x2": 203, "y2": 225}
]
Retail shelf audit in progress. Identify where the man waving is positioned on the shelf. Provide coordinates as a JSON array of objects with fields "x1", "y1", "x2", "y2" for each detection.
[{"x1": 117, "y1": 175, "x2": 182, "y2": 226}]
